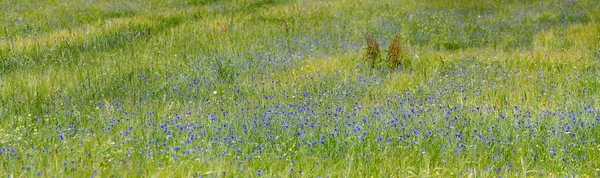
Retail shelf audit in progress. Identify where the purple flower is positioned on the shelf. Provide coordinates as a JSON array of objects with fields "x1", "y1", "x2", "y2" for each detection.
[{"x1": 353, "y1": 125, "x2": 361, "y2": 132}]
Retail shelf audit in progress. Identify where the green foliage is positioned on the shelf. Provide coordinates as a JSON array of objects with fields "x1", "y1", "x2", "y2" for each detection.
[
  {"x1": 0, "y1": 0, "x2": 599, "y2": 177},
  {"x1": 215, "y1": 57, "x2": 236, "y2": 84}
]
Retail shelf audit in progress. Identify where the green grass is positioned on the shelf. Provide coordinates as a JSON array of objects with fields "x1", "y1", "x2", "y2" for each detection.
[{"x1": 1, "y1": 0, "x2": 600, "y2": 177}]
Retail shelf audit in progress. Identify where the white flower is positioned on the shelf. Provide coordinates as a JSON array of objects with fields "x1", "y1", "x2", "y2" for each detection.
[{"x1": 213, "y1": 91, "x2": 217, "y2": 95}]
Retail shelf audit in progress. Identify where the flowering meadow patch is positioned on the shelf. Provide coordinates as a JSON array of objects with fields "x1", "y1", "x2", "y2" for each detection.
[{"x1": 1, "y1": 0, "x2": 600, "y2": 177}]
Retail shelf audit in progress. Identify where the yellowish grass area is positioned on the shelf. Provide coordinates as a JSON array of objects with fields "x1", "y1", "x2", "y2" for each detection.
[
  {"x1": 1, "y1": 16, "x2": 150, "y2": 52},
  {"x1": 0, "y1": 7, "x2": 216, "y2": 101},
  {"x1": 243, "y1": 54, "x2": 360, "y2": 103},
  {"x1": 259, "y1": 1, "x2": 352, "y2": 21},
  {"x1": 534, "y1": 22, "x2": 599, "y2": 51},
  {"x1": 0, "y1": 5, "x2": 212, "y2": 54},
  {"x1": 382, "y1": 71, "x2": 417, "y2": 93},
  {"x1": 296, "y1": 54, "x2": 358, "y2": 75}
]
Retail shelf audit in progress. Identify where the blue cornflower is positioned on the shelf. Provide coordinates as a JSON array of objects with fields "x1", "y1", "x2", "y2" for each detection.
[
  {"x1": 352, "y1": 125, "x2": 361, "y2": 132},
  {"x1": 256, "y1": 169, "x2": 262, "y2": 175}
]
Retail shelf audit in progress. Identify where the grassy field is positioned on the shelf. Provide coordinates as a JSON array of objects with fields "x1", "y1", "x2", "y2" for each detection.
[{"x1": 1, "y1": 0, "x2": 600, "y2": 177}]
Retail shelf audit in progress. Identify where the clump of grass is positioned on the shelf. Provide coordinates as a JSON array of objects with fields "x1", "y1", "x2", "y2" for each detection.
[
  {"x1": 364, "y1": 33, "x2": 406, "y2": 70},
  {"x1": 215, "y1": 58, "x2": 236, "y2": 84},
  {"x1": 386, "y1": 34, "x2": 404, "y2": 68},
  {"x1": 364, "y1": 33, "x2": 381, "y2": 67}
]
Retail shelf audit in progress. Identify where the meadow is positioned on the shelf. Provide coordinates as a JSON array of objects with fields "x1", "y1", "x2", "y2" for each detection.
[{"x1": 1, "y1": 0, "x2": 600, "y2": 177}]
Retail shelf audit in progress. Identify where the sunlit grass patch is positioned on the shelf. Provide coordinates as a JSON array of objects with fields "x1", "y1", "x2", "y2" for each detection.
[
  {"x1": 534, "y1": 22, "x2": 600, "y2": 51},
  {"x1": 257, "y1": 1, "x2": 350, "y2": 23},
  {"x1": 381, "y1": 71, "x2": 416, "y2": 94},
  {"x1": 297, "y1": 54, "x2": 359, "y2": 75},
  {"x1": 0, "y1": 15, "x2": 153, "y2": 53},
  {"x1": 0, "y1": 6, "x2": 213, "y2": 74}
]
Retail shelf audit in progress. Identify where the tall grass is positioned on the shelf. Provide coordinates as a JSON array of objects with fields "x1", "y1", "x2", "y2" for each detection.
[{"x1": 0, "y1": 0, "x2": 599, "y2": 177}]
